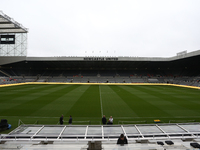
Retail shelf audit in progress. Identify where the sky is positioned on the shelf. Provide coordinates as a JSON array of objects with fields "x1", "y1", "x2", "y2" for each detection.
[{"x1": 1, "y1": 0, "x2": 200, "y2": 57}]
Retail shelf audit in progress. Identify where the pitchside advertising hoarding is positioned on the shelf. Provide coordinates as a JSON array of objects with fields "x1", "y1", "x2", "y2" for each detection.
[{"x1": 0, "y1": 35, "x2": 15, "y2": 44}]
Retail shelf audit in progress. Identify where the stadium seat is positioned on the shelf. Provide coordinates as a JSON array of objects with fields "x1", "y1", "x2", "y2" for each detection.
[
  {"x1": 190, "y1": 143, "x2": 200, "y2": 148},
  {"x1": 157, "y1": 141, "x2": 164, "y2": 145},
  {"x1": 165, "y1": 140, "x2": 174, "y2": 145}
]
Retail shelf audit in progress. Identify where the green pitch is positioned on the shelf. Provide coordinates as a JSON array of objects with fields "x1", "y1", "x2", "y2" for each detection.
[{"x1": 1, "y1": 84, "x2": 200, "y2": 133}]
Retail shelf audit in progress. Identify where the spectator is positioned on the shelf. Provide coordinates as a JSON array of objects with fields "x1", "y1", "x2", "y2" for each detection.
[
  {"x1": 59, "y1": 115, "x2": 64, "y2": 125},
  {"x1": 108, "y1": 116, "x2": 113, "y2": 124},
  {"x1": 117, "y1": 134, "x2": 128, "y2": 145},
  {"x1": 102, "y1": 115, "x2": 107, "y2": 125},
  {"x1": 68, "y1": 115, "x2": 72, "y2": 125}
]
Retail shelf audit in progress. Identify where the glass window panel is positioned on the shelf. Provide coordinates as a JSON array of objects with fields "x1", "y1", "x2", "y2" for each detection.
[
  {"x1": 103, "y1": 126, "x2": 123, "y2": 135},
  {"x1": 123, "y1": 126, "x2": 139, "y2": 134},
  {"x1": 180, "y1": 124, "x2": 200, "y2": 132},
  {"x1": 137, "y1": 125, "x2": 162, "y2": 134},
  {"x1": 87, "y1": 127, "x2": 102, "y2": 135},
  {"x1": 62, "y1": 127, "x2": 86, "y2": 135},
  {"x1": 159, "y1": 125, "x2": 186, "y2": 133},
  {"x1": 11, "y1": 126, "x2": 42, "y2": 136},
  {"x1": 38, "y1": 127, "x2": 63, "y2": 135}
]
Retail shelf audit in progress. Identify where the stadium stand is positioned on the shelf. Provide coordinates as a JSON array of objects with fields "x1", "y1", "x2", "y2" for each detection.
[
  {"x1": 1, "y1": 49, "x2": 199, "y2": 85},
  {"x1": 0, "y1": 49, "x2": 200, "y2": 85}
]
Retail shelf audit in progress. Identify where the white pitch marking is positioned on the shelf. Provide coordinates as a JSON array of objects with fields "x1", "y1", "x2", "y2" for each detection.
[{"x1": 99, "y1": 85, "x2": 103, "y2": 117}]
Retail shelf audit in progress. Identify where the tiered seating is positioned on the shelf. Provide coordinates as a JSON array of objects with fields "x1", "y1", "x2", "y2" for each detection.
[
  {"x1": 148, "y1": 78, "x2": 159, "y2": 83},
  {"x1": 97, "y1": 76, "x2": 115, "y2": 83},
  {"x1": 130, "y1": 76, "x2": 146, "y2": 83},
  {"x1": 48, "y1": 76, "x2": 67, "y2": 82},
  {"x1": 72, "y1": 77, "x2": 82, "y2": 83},
  {"x1": 1, "y1": 67, "x2": 200, "y2": 87},
  {"x1": 22, "y1": 76, "x2": 37, "y2": 82}
]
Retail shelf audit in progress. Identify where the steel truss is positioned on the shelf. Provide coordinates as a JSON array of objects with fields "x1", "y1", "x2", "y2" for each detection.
[{"x1": 0, "y1": 33, "x2": 27, "y2": 56}]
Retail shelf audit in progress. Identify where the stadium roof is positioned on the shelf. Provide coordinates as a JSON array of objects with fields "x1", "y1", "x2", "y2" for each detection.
[
  {"x1": 0, "y1": 49, "x2": 200, "y2": 65},
  {"x1": 0, "y1": 11, "x2": 28, "y2": 33},
  {"x1": 0, "y1": 50, "x2": 200, "y2": 76}
]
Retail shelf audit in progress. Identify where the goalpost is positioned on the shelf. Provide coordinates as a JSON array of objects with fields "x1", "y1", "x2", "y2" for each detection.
[
  {"x1": 18, "y1": 119, "x2": 25, "y2": 126},
  {"x1": 18, "y1": 119, "x2": 40, "y2": 126},
  {"x1": 18, "y1": 119, "x2": 38, "y2": 126}
]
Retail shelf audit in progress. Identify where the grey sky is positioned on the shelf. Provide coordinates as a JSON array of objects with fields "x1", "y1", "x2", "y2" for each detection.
[{"x1": 1, "y1": 0, "x2": 200, "y2": 57}]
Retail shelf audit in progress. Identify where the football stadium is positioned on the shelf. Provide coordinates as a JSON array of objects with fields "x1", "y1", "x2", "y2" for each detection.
[{"x1": 1, "y1": 11, "x2": 200, "y2": 149}]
